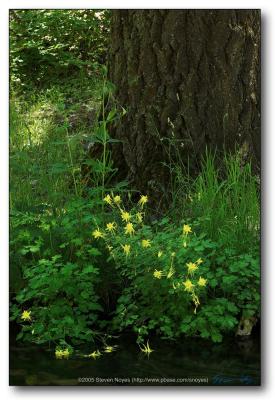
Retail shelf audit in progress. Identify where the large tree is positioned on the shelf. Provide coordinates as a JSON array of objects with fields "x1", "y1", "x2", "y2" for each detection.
[{"x1": 109, "y1": 10, "x2": 260, "y2": 198}]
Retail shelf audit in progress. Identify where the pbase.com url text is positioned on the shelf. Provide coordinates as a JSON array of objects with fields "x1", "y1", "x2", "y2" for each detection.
[{"x1": 78, "y1": 376, "x2": 209, "y2": 384}]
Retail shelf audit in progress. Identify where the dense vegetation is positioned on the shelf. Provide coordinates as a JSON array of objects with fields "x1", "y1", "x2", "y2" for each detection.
[{"x1": 10, "y1": 10, "x2": 260, "y2": 358}]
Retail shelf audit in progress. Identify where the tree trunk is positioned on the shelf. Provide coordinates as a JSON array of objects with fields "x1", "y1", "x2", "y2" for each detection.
[{"x1": 109, "y1": 10, "x2": 260, "y2": 199}]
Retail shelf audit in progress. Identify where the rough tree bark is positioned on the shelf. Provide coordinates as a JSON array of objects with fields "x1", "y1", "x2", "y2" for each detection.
[{"x1": 109, "y1": 10, "x2": 260, "y2": 199}]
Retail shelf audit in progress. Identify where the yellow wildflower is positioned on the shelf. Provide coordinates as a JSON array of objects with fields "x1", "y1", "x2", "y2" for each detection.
[
  {"x1": 153, "y1": 269, "x2": 164, "y2": 279},
  {"x1": 104, "y1": 345, "x2": 117, "y2": 353},
  {"x1": 141, "y1": 239, "x2": 151, "y2": 248},
  {"x1": 124, "y1": 222, "x2": 135, "y2": 235},
  {"x1": 121, "y1": 244, "x2": 131, "y2": 256},
  {"x1": 103, "y1": 194, "x2": 112, "y2": 206},
  {"x1": 191, "y1": 293, "x2": 200, "y2": 314},
  {"x1": 55, "y1": 349, "x2": 64, "y2": 359},
  {"x1": 186, "y1": 262, "x2": 198, "y2": 275},
  {"x1": 198, "y1": 276, "x2": 207, "y2": 287},
  {"x1": 113, "y1": 195, "x2": 121, "y2": 205},
  {"x1": 139, "y1": 340, "x2": 154, "y2": 356},
  {"x1": 136, "y1": 212, "x2": 143, "y2": 223},
  {"x1": 87, "y1": 350, "x2": 102, "y2": 360},
  {"x1": 55, "y1": 348, "x2": 70, "y2": 359},
  {"x1": 121, "y1": 210, "x2": 131, "y2": 222},
  {"x1": 138, "y1": 195, "x2": 148, "y2": 208},
  {"x1": 106, "y1": 222, "x2": 116, "y2": 233},
  {"x1": 183, "y1": 224, "x2": 192, "y2": 235},
  {"x1": 62, "y1": 348, "x2": 70, "y2": 359},
  {"x1": 21, "y1": 310, "x2": 31, "y2": 322},
  {"x1": 167, "y1": 267, "x2": 175, "y2": 279},
  {"x1": 196, "y1": 258, "x2": 203, "y2": 265},
  {"x1": 92, "y1": 229, "x2": 104, "y2": 239},
  {"x1": 157, "y1": 251, "x2": 163, "y2": 258},
  {"x1": 183, "y1": 279, "x2": 195, "y2": 292}
]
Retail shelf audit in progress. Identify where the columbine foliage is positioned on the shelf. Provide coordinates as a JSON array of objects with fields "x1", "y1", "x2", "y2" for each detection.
[
  {"x1": 92, "y1": 194, "x2": 260, "y2": 343},
  {"x1": 10, "y1": 197, "x2": 104, "y2": 345}
]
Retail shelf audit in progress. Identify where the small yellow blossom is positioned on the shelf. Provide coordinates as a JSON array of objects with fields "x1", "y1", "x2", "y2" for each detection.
[
  {"x1": 136, "y1": 212, "x2": 143, "y2": 223},
  {"x1": 141, "y1": 239, "x2": 151, "y2": 248},
  {"x1": 186, "y1": 262, "x2": 198, "y2": 275},
  {"x1": 55, "y1": 349, "x2": 64, "y2": 359},
  {"x1": 106, "y1": 222, "x2": 116, "y2": 233},
  {"x1": 55, "y1": 348, "x2": 70, "y2": 359},
  {"x1": 153, "y1": 269, "x2": 164, "y2": 279},
  {"x1": 139, "y1": 340, "x2": 154, "y2": 356},
  {"x1": 198, "y1": 276, "x2": 207, "y2": 287},
  {"x1": 124, "y1": 222, "x2": 135, "y2": 235},
  {"x1": 121, "y1": 210, "x2": 131, "y2": 222},
  {"x1": 92, "y1": 229, "x2": 104, "y2": 239},
  {"x1": 21, "y1": 310, "x2": 31, "y2": 322},
  {"x1": 104, "y1": 345, "x2": 117, "y2": 353},
  {"x1": 87, "y1": 350, "x2": 102, "y2": 360},
  {"x1": 62, "y1": 348, "x2": 70, "y2": 359},
  {"x1": 167, "y1": 267, "x2": 175, "y2": 279},
  {"x1": 183, "y1": 279, "x2": 195, "y2": 292},
  {"x1": 157, "y1": 251, "x2": 163, "y2": 258},
  {"x1": 183, "y1": 241, "x2": 187, "y2": 248},
  {"x1": 138, "y1": 195, "x2": 148, "y2": 208},
  {"x1": 113, "y1": 195, "x2": 121, "y2": 204},
  {"x1": 191, "y1": 293, "x2": 200, "y2": 314},
  {"x1": 183, "y1": 224, "x2": 192, "y2": 235},
  {"x1": 103, "y1": 194, "x2": 112, "y2": 206},
  {"x1": 121, "y1": 244, "x2": 131, "y2": 256},
  {"x1": 196, "y1": 258, "x2": 203, "y2": 265}
]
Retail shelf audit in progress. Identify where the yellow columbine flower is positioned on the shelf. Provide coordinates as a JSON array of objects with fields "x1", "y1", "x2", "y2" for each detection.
[
  {"x1": 136, "y1": 212, "x2": 143, "y2": 223},
  {"x1": 113, "y1": 195, "x2": 121, "y2": 205},
  {"x1": 191, "y1": 293, "x2": 200, "y2": 314},
  {"x1": 167, "y1": 267, "x2": 175, "y2": 279},
  {"x1": 121, "y1": 244, "x2": 131, "y2": 256},
  {"x1": 55, "y1": 349, "x2": 64, "y2": 359},
  {"x1": 183, "y1": 279, "x2": 194, "y2": 292},
  {"x1": 141, "y1": 239, "x2": 151, "y2": 248},
  {"x1": 87, "y1": 350, "x2": 102, "y2": 360},
  {"x1": 153, "y1": 269, "x2": 164, "y2": 279},
  {"x1": 62, "y1": 348, "x2": 70, "y2": 359},
  {"x1": 21, "y1": 310, "x2": 31, "y2": 322},
  {"x1": 103, "y1": 194, "x2": 112, "y2": 206},
  {"x1": 106, "y1": 222, "x2": 116, "y2": 233},
  {"x1": 104, "y1": 345, "x2": 117, "y2": 353},
  {"x1": 196, "y1": 258, "x2": 203, "y2": 265},
  {"x1": 138, "y1": 195, "x2": 148, "y2": 208},
  {"x1": 124, "y1": 222, "x2": 135, "y2": 235},
  {"x1": 121, "y1": 210, "x2": 131, "y2": 222},
  {"x1": 186, "y1": 262, "x2": 198, "y2": 275},
  {"x1": 157, "y1": 251, "x2": 163, "y2": 258},
  {"x1": 55, "y1": 348, "x2": 70, "y2": 359},
  {"x1": 183, "y1": 224, "x2": 192, "y2": 235},
  {"x1": 139, "y1": 340, "x2": 154, "y2": 356},
  {"x1": 92, "y1": 229, "x2": 104, "y2": 239},
  {"x1": 198, "y1": 276, "x2": 207, "y2": 287}
]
